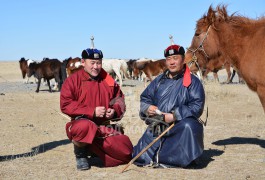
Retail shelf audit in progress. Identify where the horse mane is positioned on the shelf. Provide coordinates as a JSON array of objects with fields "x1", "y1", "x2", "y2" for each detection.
[
  {"x1": 198, "y1": 4, "x2": 265, "y2": 36},
  {"x1": 216, "y1": 5, "x2": 264, "y2": 26}
]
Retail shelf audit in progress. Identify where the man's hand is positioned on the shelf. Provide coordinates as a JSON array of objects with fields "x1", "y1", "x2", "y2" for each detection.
[
  {"x1": 164, "y1": 113, "x2": 175, "y2": 123},
  {"x1": 105, "y1": 108, "x2": 115, "y2": 119},
  {"x1": 95, "y1": 106, "x2": 106, "y2": 118},
  {"x1": 147, "y1": 105, "x2": 158, "y2": 116}
]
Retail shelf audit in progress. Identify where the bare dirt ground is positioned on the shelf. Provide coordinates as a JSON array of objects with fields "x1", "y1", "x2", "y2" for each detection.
[{"x1": 0, "y1": 61, "x2": 264, "y2": 180}]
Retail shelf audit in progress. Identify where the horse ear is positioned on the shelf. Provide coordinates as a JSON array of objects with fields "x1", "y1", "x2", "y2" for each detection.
[
  {"x1": 222, "y1": 5, "x2": 229, "y2": 20},
  {"x1": 207, "y1": 5, "x2": 216, "y2": 24},
  {"x1": 217, "y1": 4, "x2": 228, "y2": 21}
]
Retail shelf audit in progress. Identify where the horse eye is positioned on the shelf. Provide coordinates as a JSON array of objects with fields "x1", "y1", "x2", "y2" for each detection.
[{"x1": 194, "y1": 32, "x2": 200, "y2": 36}]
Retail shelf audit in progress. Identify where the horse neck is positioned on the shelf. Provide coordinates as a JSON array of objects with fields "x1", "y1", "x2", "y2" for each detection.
[{"x1": 213, "y1": 22, "x2": 251, "y2": 69}]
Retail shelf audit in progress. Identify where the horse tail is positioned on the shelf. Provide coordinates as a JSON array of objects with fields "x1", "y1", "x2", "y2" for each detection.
[
  {"x1": 120, "y1": 60, "x2": 130, "y2": 79},
  {"x1": 60, "y1": 61, "x2": 68, "y2": 85}
]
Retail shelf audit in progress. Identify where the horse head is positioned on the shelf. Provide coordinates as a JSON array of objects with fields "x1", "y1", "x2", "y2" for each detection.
[
  {"x1": 19, "y1": 57, "x2": 28, "y2": 78},
  {"x1": 185, "y1": 5, "x2": 227, "y2": 69},
  {"x1": 126, "y1": 59, "x2": 136, "y2": 78}
]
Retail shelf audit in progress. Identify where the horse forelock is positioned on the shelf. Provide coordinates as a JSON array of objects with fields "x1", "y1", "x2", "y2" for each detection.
[
  {"x1": 19, "y1": 57, "x2": 27, "y2": 62},
  {"x1": 200, "y1": 4, "x2": 230, "y2": 30}
]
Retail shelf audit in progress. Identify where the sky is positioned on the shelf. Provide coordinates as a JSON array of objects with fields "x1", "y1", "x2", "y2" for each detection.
[{"x1": 0, "y1": 0, "x2": 264, "y2": 61}]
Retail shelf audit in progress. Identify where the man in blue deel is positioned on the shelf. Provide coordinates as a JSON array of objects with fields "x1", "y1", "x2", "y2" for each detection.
[{"x1": 132, "y1": 41, "x2": 205, "y2": 168}]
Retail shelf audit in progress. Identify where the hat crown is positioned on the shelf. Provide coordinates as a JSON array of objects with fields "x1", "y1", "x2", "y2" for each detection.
[
  {"x1": 90, "y1": 36, "x2": 95, "y2": 49},
  {"x1": 164, "y1": 35, "x2": 185, "y2": 57},
  {"x1": 169, "y1": 34, "x2": 174, "y2": 45}
]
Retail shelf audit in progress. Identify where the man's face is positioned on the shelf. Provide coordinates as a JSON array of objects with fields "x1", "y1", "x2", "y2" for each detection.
[
  {"x1": 166, "y1": 55, "x2": 184, "y2": 74},
  {"x1": 81, "y1": 59, "x2": 102, "y2": 77}
]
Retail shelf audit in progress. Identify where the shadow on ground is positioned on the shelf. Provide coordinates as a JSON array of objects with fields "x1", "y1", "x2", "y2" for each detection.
[
  {"x1": 0, "y1": 139, "x2": 71, "y2": 162},
  {"x1": 3, "y1": 137, "x2": 262, "y2": 169},
  {"x1": 185, "y1": 148, "x2": 224, "y2": 169},
  {"x1": 212, "y1": 137, "x2": 265, "y2": 148}
]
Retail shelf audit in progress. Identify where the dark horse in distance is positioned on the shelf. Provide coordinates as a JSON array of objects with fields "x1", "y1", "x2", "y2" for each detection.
[{"x1": 28, "y1": 58, "x2": 67, "y2": 93}]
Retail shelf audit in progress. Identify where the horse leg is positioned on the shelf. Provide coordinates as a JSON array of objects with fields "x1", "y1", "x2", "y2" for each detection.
[
  {"x1": 140, "y1": 71, "x2": 144, "y2": 81},
  {"x1": 144, "y1": 72, "x2": 152, "y2": 87},
  {"x1": 213, "y1": 72, "x2": 219, "y2": 83},
  {"x1": 53, "y1": 81, "x2": 58, "y2": 91},
  {"x1": 225, "y1": 65, "x2": 231, "y2": 84},
  {"x1": 202, "y1": 70, "x2": 208, "y2": 81},
  {"x1": 113, "y1": 68, "x2": 123, "y2": 87},
  {"x1": 42, "y1": 78, "x2": 47, "y2": 86},
  {"x1": 256, "y1": 85, "x2": 265, "y2": 112},
  {"x1": 120, "y1": 70, "x2": 124, "y2": 80},
  {"x1": 229, "y1": 69, "x2": 236, "y2": 83},
  {"x1": 201, "y1": 69, "x2": 210, "y2": 82},
  {"x1": 237, "y1": 71, "x2": 245, "y2": 84},
  {"x1": 36, "y1": 78, "x2": 41, "y2": 93},
  {"x1": 47, "y1": 79, "x2": 52, "y2": 92},
  {"x1": 54, "y1": 75, "x2": 61, "y2": 91},
  {"x1": 122, "y1": 69, "x2": 130, "y2": 80},
  {"x1": 25, "y1": 73, "x2": 31, "y2": 84},
  {"x1": 34, "y1": 77, "x2": 38, "y2": 84}
]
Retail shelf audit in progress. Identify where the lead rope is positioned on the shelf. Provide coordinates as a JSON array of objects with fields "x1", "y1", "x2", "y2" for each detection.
[
  {"x1": 187, "y1": 26, "x2": 211, "y2": 127},
  {"x1": 194, "y1": 54, "x2": 208, "y2": 126},
  {"x1": 186, "y1": 55, "x2": 208, "y2": 126}
]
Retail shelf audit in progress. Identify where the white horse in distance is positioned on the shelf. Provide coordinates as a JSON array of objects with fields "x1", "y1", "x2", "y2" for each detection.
[{"x1": 102, "y1": 59, "x2": 129, "y2": 87}]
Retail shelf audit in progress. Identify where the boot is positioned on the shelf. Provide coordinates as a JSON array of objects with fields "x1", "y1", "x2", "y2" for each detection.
[{"x1": 74, "y1": 145, "x2": 90, "y2": 170}]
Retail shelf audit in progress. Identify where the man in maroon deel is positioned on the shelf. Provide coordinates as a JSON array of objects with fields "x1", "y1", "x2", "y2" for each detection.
[{"x1": 60, "y1": 40, "x2": 133, "y2": 170}]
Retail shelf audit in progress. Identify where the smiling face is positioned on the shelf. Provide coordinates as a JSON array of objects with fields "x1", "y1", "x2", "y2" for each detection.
[
  {"x1": 81, "y1": 58, "x2": 102, "y2": 78},
  {"x1": 165, "y1": 55, "x2": 185, "y2": 77}
]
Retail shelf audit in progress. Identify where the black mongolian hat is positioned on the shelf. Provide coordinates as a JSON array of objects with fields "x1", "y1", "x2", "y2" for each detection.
[{"x1": 81, "y1": 36, "x2": 103, "y2": 59}]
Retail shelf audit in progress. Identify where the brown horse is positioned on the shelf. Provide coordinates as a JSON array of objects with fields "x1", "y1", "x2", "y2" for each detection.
[
  {"x1": 126, "y1": 59, "x2": 137, "y2": 79},
  {"x1": 19, "y1": 57, "x2": 37, "y2": 83},
  {"x1": 132, "y1": 59, "x2": 152, "y2": 80},
  {"x1": 64, "y1": 57, "x2": 82, "y2": 76},
  {"x1": 19, "y1": 57, "x2": 30, "y2": 82},
  {"x1": 134, "y1": 59, "x2": 166, "y2": 87},
  {"x1": 185, "y1": 5, "x2": 265, "y2": 111},
  {"x1": 28, "y1": 58, "x2": 66, "y2": 93}
]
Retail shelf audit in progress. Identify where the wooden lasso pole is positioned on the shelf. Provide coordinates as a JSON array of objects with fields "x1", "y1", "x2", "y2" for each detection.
[{"x1": 120, "y1": 123, "x2": 175, "y2": 173}]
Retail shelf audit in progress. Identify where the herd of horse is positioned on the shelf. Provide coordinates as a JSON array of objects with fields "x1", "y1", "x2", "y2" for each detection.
[
  {"x1": 19, "y1": 57, "x2": 166, "y2": 92},
  {"x1": 19, "y1": 54, "x2": 241, "y2": 93},
  {"x1": 19, "y1": 5, "x2": 265, "y2": 111}
]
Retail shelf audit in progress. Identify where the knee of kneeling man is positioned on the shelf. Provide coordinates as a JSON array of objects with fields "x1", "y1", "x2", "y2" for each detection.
[
  {"x1": 182, "y1": 119, "x2": 195, "y2": 129},
  {"x1": 74, "y1": 119, "x2": 94, "y2": 131}
]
